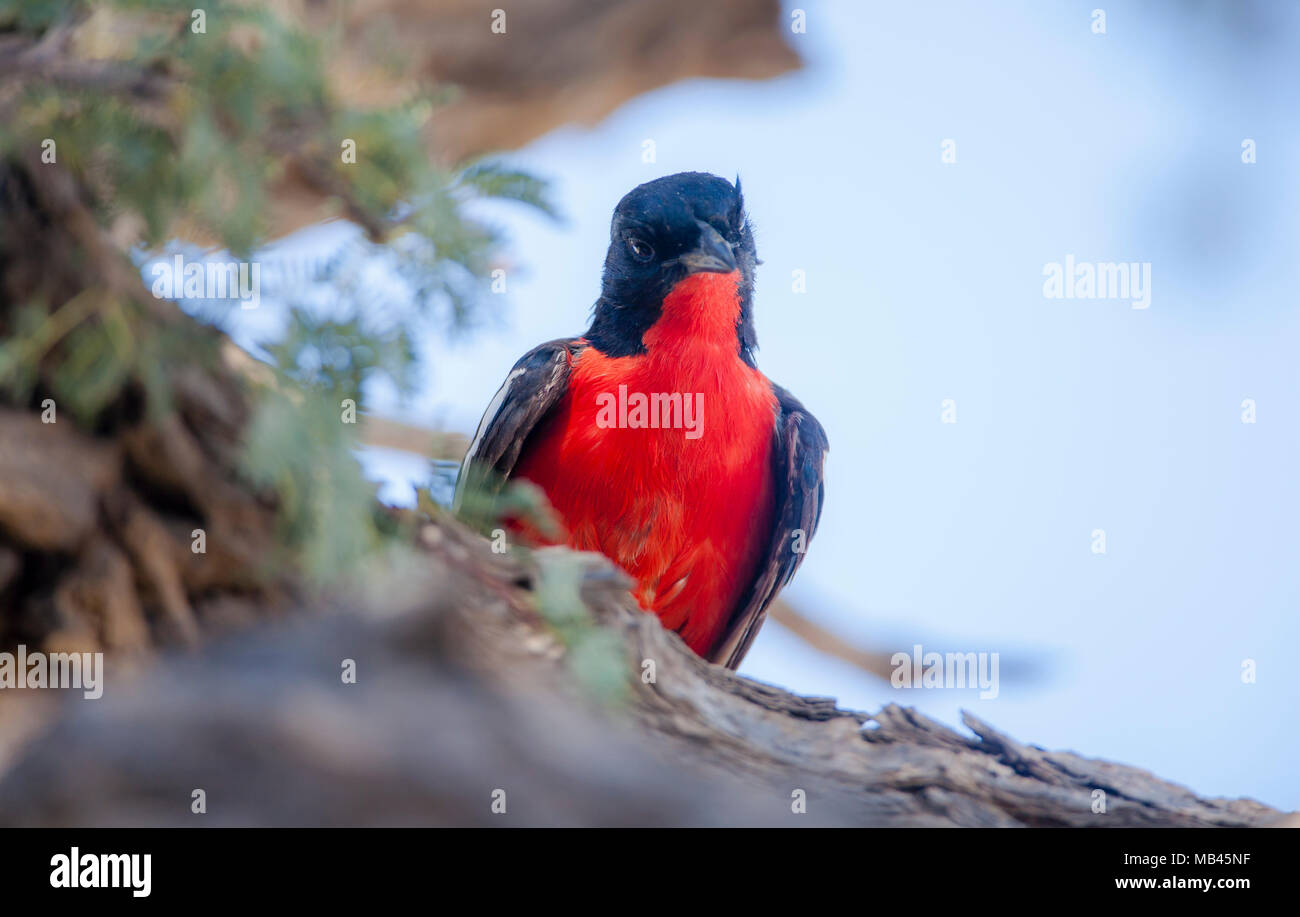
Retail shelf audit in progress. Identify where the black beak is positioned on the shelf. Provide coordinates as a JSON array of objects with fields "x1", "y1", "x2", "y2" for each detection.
[{"x1": 675, "y1": 220, "x2": 737, "y2": 274}]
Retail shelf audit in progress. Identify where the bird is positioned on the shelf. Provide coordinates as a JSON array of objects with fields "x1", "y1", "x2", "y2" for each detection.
[{"x1": 455, "y1": 172, "x2": 827, "y2": 670}]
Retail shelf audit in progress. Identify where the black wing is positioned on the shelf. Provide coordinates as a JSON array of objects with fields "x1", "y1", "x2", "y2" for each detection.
[
  {"x1": 453, "y1": 338, "x2": 582, "y2": 511},
  {"x1": 708, "y1": 383, "x2": 828, "y2": 670}
]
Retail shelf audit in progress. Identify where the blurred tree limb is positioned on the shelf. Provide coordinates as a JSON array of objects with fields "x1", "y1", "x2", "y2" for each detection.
[{"x1": 1, "y1": 0, "x2": 801, "y2": 243}]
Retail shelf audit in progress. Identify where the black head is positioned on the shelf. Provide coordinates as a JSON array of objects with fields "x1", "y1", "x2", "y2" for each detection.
[{"x1": 585, "y1": 172, "x2": 759, "y2": 365}]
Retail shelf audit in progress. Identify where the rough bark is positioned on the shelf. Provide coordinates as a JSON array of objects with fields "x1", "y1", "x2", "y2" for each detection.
[
  {"x1": 327, "y1": 0, "x2": 801, "y2": 160},
  {"x1": 0, "y1": 154, "x2": 295, "y2": 662},
  {"x1": 0, "y1": 516, "x2": 1287, "y2": 827}
]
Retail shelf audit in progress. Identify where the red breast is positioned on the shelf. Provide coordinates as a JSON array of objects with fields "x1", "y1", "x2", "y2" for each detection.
[{"x1": 512, "y1": 271, "x2": 778, "y2": 655}]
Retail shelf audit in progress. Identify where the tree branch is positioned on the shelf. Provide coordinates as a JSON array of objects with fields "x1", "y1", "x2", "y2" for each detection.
[{"x1": 0, "y1": 515, "x2": 1286, "y2": 827}]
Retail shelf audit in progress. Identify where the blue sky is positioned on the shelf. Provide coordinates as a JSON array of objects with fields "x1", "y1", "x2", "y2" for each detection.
[{"x1": 213, "y1": 2, "x2": 1300, "y2": 810}]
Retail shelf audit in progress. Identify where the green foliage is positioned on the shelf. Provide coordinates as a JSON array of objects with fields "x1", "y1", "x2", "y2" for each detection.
[
  {"x1": 533, "y1": 551, "x2": 631, "y2": 704},
  {"x1": 0, "y1": 0, "x2": 555, "y2": 586},
  {"x1": 456, "y1": 162, "x2": 561, "y2": 222},
  {"x1": 0, "y1": 0, "x2": 75, "y2": 30},
  {"x1": 240, "y1": 389, "x2": 381, "y2": 582},
  {"x1": 450, "y1": 478, "x2": 628, "y2": 703},
  {"x1": 455, "y1": 472, "x2": 563, "y2": 542},
  {"x1": 48, "y1": 299, "x2": 136, "y2": 422},
  {"x1": 267, "y1": 307, "x2": 417, "y2": 401}
]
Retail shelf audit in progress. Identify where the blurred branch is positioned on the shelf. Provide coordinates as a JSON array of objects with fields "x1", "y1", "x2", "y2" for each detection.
[
  {"x1": 359, "y1": 414, "x2": 468, "y2": 461},
  {"x1": 767, "y1": 597, "x2": 900, "y2": 681}
]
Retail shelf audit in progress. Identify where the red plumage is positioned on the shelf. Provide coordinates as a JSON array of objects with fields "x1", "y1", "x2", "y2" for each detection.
[
  {"x1": 513, "y1": 271, "x2": 777, "y2": 655},
  {"x1": 458, "y1": 172, "x2": 826, "y2": 669}
]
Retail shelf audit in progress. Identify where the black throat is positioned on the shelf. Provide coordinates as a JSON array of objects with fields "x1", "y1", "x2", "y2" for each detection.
[{"x1": 584, "y1": 172, "x2": 761, "y2": 366}]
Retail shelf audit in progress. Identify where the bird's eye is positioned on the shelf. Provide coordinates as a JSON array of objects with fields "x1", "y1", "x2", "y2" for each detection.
[{"x1": 626, "y1": 238, "x2": 654, "y2": 262}]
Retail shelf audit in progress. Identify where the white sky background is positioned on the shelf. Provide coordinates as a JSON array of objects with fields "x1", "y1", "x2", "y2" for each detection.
[{"x1": 208, "y1": 1, "x2": 1300, "y2": 809}]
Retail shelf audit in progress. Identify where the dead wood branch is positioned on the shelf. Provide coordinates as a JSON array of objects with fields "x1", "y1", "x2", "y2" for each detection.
[{"x1": 0, "y1": 516, "x2": 1286, "y2": 827}]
